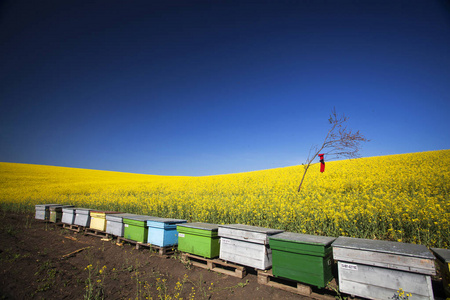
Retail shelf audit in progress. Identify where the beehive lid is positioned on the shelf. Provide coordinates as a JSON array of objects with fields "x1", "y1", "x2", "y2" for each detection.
[
  {"x1": 177, "y1": 222, "x2": 219, "y2": 231},
  {"x1": 332, "y1": 236, "x2": 434, "y2": 259},
  {"x1": 149, "y1": 217, "x2": 187, "y2": 223},
  {"x1": 431, "y1": 248, "x2": 450, "y2": 263},
  {"x1": 50, "y1": 205, "x2": 74, "y2": 211},
  {"x1": 219, "y1": 224, "x2": 283, "y2": 235},
  {"x1": 75, "y1": 208, "x2": 92, "y2": 213},
  {"x1": 62, "y1": 207, "x2": 78, "y2": 212},
  {"x1": 91, "y1": 210, "x2": 120, "y2": 214},
  {"x1": 124, "y1": 215, "x2": 159, "y2": 221},
  {"x1": 270, "y1": 232, "x2": 336, "y2": 246},
  {"x1": 35, "y1": 204, "x2": 61, "y2": 209},
  {"x1": 106, "y1": 213, "x2": 139, "y2": 221}
]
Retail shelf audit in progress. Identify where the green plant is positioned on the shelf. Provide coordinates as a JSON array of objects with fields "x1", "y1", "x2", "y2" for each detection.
[
  {"x1": 84, "y1": 263, "x2": 107, "y2": 300},
  {"x1": 33, "y1": 260, "x2": 57, "y2": 296},
  {"x1": 326, "y1": 282, "x2": 347, "y2": 300},
  {"x1": 5, "y1": 224, "x2": 18, "y2": 236},
  {"x1": 391, "y1": 288, "x2": 411, "y2": 300}
]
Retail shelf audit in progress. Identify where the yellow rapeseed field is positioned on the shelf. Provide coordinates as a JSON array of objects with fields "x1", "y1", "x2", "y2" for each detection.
[{"x1": 1, "y1": 150, "x2": 449, "y2": 248}]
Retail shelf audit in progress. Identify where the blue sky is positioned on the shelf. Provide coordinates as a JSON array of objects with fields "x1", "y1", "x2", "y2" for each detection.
[{"x1": 1, "y1": 0, "x2": 449, "y2": 176}]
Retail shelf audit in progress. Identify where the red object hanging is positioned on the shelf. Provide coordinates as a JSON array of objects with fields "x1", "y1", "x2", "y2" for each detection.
[{"x1": 318, "y1": 153, "x2": 325, "y2": 172}]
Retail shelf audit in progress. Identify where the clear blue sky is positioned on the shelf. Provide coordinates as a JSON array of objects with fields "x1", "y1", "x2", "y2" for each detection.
[{"x1": 1, "y1": 0, "x2": 449, "y2": 176}]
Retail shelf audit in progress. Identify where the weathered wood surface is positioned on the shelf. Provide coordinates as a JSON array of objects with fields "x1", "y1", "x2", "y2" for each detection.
[
  {"x1": 116, "y1": 237, "x2": 176, "y2": 255},
  {"x1": 84, "y1": 228, "x2": 110, "y2": 238},
  {"x1": 105, "y1": 213, "x2": 139, "y2": 223},
  {"x1": 181, "y1": 253, "x2": 246, "y2": 278},
  {"x1": 61, "y1": 211, "x2": 75, "y2": 225},
  {"x1": 35, "y1": 210, "x2": 48, "y2": 220},
  {"x1": 218, "y1": 224, "x2": 283, "y2": 244},
  {"x1": 74, "y1": 208, "x2": 92, "y2": 227},
  {"x1": 62, "y1": 223, "x2": 83, "y2": 232},
  {"x1": 105, "y1": 220, "x2": 124, "y2": 236},
  {"x1": 74, "y1": 214, "x2": 91, "y2": 227},
  {"x1": 333, "y1": 247, "x2": 436, "y2": 275},
  {"x1": 337, "y1": 261, "x2": 434, "y2": 300},
  {"x1": 219, "y1": 237, "x2": 272, "y2": 270}
]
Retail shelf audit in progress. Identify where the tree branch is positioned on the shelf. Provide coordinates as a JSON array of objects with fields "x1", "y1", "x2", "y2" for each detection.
[{"x1": 297, "y1": 108, "x2": 369, "y2": 191}]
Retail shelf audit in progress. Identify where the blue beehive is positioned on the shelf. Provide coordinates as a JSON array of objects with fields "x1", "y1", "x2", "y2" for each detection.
[{"x1": 146, "y1": 217, "x2": 187, "y2": 247}]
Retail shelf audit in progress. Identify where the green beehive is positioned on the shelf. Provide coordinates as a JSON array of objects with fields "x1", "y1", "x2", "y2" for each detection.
[
  {"x1": 122, "y1": 215, "x2": 158, "y2": 243},
  {"x1": 177, "y1": 223, "x2": 220, "y2": 258},
  {"x1": 269, "y1": 232, "x2": 336, "y2": 288}
]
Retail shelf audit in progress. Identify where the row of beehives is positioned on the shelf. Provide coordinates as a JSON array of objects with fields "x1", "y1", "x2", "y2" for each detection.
[{"x1": 35, "y1": 204, "x2": 449, "y2": 300}]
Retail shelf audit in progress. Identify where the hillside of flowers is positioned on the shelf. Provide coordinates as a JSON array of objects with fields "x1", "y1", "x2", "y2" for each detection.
[{"x1": 1, "y1": 150, "x2": 449, "y2": 248}]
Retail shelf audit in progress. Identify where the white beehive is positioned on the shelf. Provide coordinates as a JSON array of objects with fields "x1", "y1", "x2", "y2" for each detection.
[
  {"x1": 218, "y1": 224, "x2": 283, "y2": 270},
  {"x1": 332, "y1": 236, "x2": 436, "y2": 300}
]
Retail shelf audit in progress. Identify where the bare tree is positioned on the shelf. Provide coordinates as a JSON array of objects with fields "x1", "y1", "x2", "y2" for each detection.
[{"x1": 297, "y1": 108, "x2": 369, "y2": 192}]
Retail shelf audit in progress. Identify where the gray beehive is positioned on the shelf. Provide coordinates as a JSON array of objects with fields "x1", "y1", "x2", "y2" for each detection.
[
  {"x1": 73, "y1": 208, "x2": 92, "y2": 227},
  {"x1": 105, "y1": 213, "x2": 139, "y2": 237},
  {"x1": 332, "y1": 236, "x2": 435, "y2": 300},
  {"x1": 61, "y1": 207, "x2": 78, "y2": 224},
  {"x1": 35, "y1": 204, "x2": 61, "y2": 220},
  {"x1": 218, "y1": 224, "x2": 283, "y2": 270}
]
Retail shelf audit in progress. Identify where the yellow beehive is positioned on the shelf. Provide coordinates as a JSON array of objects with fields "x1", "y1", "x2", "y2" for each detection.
[{"x1": 90, "y1": 211, "x2": 107, "y2": 231}]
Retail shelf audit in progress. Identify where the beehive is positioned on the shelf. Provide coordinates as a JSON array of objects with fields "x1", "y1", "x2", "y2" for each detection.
[
  {"x1": 105, "y1": 213, "x2": 139, "y2": 237},
  {"x1": 146, "y1": 217, "x2": 187, "y2": 247},
  {"x1": 89, "y1": 211, "x2": 121, "y2": 231},
  {"x1": 35, "y1": 204, "x2": 61, "y2": 220},
  {"x1": 61, "y1": 207, "x2": 78, "y2": 224},
  {"x1": 332, "y1": 236, "x2": 436, "y2": 300},
  {"x1": 269, "y1": 232, "x2": 336, "y2": 288},
  {"x1": 177, "y1": 222, "x2": 220, "y2": 258},
  {"x1": 218, "y1": 224, "x2": 283, "y2": 270},
  {"x1": 431, "y1": 248, "x2": 450, "y2": 298},
  {"x1": 49, "y1": 205, "x2": 74, "y2": 223},
  {"x1": 73, "y1": 208, "x2": 92, "y2": 227},
  {"x1": 122, "y1": 215, "x2": 159, "y2": 243}
]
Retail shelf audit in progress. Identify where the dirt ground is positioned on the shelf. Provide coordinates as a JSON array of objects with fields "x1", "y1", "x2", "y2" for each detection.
[
  {"x1": 0, "y1": 210, "x2": 333, "y2": 300},
  {"x1": 0, "y1": 211, "x2": 446, "y2": 300}
]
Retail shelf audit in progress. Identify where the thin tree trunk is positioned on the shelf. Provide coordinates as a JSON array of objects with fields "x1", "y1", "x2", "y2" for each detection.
[{"x1": 297, "y1": 164, "x2": 310, "y2": 192}]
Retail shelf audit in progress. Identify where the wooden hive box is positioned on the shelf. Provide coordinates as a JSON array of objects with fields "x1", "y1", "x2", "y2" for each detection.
[
  {"x1": 218, "y1": 224, "x2": 283, "y2": 270},
  {"x1": 35, "y1": 204, "x2": 61, "y2": 220},
  {"x1": 431, "y1": 248, "x2": 450, "y2": 298},
  {"x1": 49, "y1": 205, "x2": 74, "y2": 223},
  {"x1": 269, "y1": 232, "x2": 336, "y2": 288},
  {"x1": 122, "y1": 215, "x2": 159, "y2": 243},
  {"x1": 146, "y1": 217, "x2": 187, "y2": 247},
  {"x1": 105, "y1": 213, "x2": 139, "y2": 237},
  {"x1": 61, "y1": 207, "x2": 78, "y2": 224},
  {"x1": 332, "y1": 236, "x2": 436, "y2": 300},
  {"x1": 74, "y1": 208, "x2": 92, "y2": 227},
  {"x1": 89, "y1": 211, "x2": 121, "y2": 231},
  {"x1": 177, "y1": 222, "x2": 220, "y2": 258}
]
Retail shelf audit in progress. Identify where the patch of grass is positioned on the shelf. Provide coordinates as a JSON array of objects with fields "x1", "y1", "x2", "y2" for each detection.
[{"x1": 33, "y1": 260, "x2": 57, "y2": 296}]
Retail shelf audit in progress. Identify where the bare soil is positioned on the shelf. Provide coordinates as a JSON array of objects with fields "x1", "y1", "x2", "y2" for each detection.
[
  {"x1": 0, "y1": 211, "x2": 319, "y2": 300},
  {"x1": 1, "y1": 211, "x2": 446, "y2": 300}
]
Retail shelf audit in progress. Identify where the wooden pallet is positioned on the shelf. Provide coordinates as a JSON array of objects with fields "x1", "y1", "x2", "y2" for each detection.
[
  {"x1": 84, "y1": 228, "x2": 111, "y2": 238},
  {"x1": 62, "y1": 223, "x2": 83, "y2": 233},
  {"x1": 137, "y1": 243, "x2": 176, "y2": 255},
  {"x1": 181, "y1": 253, "x2": 246, "y2": 278},
  {"x1": 257, "y1": 269, "x2": 336, "y2": 300},
  {"x1": 116, "y1": 237, "x2": 175, "y2": 255}
]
